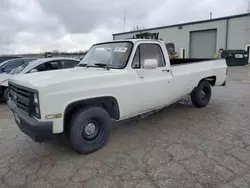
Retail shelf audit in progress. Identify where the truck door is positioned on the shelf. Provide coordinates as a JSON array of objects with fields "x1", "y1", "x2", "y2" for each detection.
[{"x1": 131, "y1": 43, "x2": 174, "y2": 114}]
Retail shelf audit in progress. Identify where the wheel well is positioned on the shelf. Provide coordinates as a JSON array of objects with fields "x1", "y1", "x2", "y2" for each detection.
[
  {"x1": 2, "y1": 86, "x2": 8, "y2": 91},
  {"x1": 201, "y1": 76, "x2": 216, "y2": 86},
  {"x1": 2, "y1": 86, "x2": 8, "y2": 95},
  {"x1": 64, "y1": 96, "x2": 120, "y2": 130}
]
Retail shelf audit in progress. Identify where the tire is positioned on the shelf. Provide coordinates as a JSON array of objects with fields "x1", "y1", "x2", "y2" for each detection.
[
  {"x1": 3, "y1": 88, "x2": 9, "y2": 102},
  {"x1": 191, "y1": 80, "x2": 211, "y2": 108},
  {"x1": 68, "y1": 106, "x2": 111, "y2": 154}
]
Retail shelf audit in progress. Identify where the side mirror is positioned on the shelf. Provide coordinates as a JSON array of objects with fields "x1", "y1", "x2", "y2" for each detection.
[
  {"x1": 30, "y1": 69, "x2": 38, "y2": 73},
  {"x1": 143, "y1": 59, "x2": 158, "y2": 69}
]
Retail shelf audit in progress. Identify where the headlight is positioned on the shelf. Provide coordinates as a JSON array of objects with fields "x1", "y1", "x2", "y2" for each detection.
[
  {"x1": 32, "y1": 92, "x2": 40, "y2": 119},
  {"x1": 34, "y1": 93, "x2": 38, "y2": 104}
]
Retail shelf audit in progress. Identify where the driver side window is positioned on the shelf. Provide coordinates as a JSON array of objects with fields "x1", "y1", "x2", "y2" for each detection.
[
  {"x1": 29, "y1": 61, "x2": 62, "y2": 73},
  {"x1": 35, "y1": 64, "x2": 46, "y2": 72},
  {"x1": 131, "y1": 44, "x2": 166, "y2": 69},
  {"x1": 31, "y1": 61, "x2": 61, "y2": 72}
]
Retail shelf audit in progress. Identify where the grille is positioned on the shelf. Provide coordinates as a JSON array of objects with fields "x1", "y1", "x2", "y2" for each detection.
[{"x1": 9, "y1": 82, "x2": 32, "y2": 113}]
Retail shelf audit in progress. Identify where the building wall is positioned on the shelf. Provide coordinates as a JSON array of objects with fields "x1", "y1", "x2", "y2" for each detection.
[
  {"x1": 113, "y1": 15, "x2": 249, "y2": 57},
  {"x1": 227, "y1": 16, "x2": 250, "y2": 49},
  {"x1": 114, "y1": 20, "x2": 227, "y2": 57}
]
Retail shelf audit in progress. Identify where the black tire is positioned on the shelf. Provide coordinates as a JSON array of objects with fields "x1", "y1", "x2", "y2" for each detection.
[
  {"x1": 69, "y1": 106, "x2": 111, "y2": 154},
  {"x1": 191, "y1": 80, "x2": 211, "y2": 108},
  {"x1": 3, "y1": 88, "x2": 9, "y2": 102}
]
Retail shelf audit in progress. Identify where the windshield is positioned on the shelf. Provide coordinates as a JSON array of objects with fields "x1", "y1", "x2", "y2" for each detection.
[
  {"x1": 9, "y1": 62, "x2": 30, "y2": 74},
  {"x1": 1, "y1": 58, "x2": 36, "y2": 74},
  {"x1": 0, "y1": 60, "x2": 11, "y2": 68},
  {"x1": 79, "y1": 42, "x2": 133, "y2": 69}
]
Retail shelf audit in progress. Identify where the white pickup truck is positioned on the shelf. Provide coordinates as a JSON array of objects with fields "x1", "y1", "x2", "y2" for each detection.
[{"x1": 7, "y1": 39, "x2": 227, "y2": 154}]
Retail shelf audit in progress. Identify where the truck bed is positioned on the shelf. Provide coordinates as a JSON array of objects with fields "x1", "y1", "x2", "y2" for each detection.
[{"x1": 171, "y1": 58, "x2": 227, "y2": 88}]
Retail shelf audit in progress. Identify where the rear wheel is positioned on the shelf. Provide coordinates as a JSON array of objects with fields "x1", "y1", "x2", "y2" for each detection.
[
  {"x1": 191, "y1": 80, "x2": 211, "y2": 108},
  {"x1": 68, "y1": 106, "x2": 111, "y2": 154},
  {"x1": 3, "y1": 88, "x2": 9, "y2": 102}
]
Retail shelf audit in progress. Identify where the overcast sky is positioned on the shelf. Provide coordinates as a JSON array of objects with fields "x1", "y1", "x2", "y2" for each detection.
[{"x1": 0, "y1": 0, "x2": 248, "y2": 54}]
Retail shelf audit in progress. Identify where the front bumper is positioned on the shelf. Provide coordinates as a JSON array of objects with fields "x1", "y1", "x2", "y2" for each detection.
[{"x1": 7, "y1": 100, "x2": 53, "y2": 142}]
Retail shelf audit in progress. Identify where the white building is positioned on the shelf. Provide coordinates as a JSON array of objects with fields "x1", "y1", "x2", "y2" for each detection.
[{"x1": 113, "y1": 13, "x2": 250, "y2": 59}]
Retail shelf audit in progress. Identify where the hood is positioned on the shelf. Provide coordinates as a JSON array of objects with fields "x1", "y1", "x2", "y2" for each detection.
[{"x1": 9, "y1": 67, "x2": 120, "y2": 89}]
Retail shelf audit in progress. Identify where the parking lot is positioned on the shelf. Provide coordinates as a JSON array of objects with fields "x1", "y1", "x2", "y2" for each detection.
[{"x1": 0, "y1": 66, "x2": 249, "y2": 188}]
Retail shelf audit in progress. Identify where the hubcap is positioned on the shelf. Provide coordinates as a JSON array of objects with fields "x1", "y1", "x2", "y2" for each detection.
[
  {"x1": 82, "y1": 118, "x2": 103, "y2": 141},
  {"x1": 201, "y1": 90, "x2": 206, "y2": 99},
  {"x1": 84, "y1": 123, "x2": 96, "y2": 136}
]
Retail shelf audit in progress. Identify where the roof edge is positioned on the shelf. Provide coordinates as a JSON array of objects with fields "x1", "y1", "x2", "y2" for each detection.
[{"x1": 113, "y1": 13, "x2": 249, "y2": 36}]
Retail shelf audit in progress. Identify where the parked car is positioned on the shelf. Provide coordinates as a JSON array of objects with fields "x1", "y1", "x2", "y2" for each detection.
[
  {"x1": 7, "y1": 39, "x2": 227, "y2": 154},
  {"x1": 0, "y1": 57, "x2": 80, "y2": 101},
  {"x1": 0, "y1": 58, "x2": 37, "y2": 74},
  {"x1": 0, "y1": 55, "x2": 23, "y2": 65}
]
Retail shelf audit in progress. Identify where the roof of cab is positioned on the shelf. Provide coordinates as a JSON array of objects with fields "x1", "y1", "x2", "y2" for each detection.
[{"x1": 97, "y1": 39, "x2": 163, "y2": 45}]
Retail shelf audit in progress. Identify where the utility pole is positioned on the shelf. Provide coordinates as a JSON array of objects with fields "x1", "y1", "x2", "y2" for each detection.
[
  {"x1": 248, "y1": 1, "x2": 250, "y2": 33},
  {"x1": 248, "y1": 1, "x2": 250, "y2": 16},
  {"x1": 123, "y1": 6, "x2": 126, "y2": 31},
  {"x1": 247, "y1": 1, "x2": 250, "y2": 31}
]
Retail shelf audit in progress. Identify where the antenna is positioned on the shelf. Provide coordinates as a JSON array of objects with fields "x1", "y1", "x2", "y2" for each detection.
[
  {"x1": 210, "y1": 12, "x2": 212, "y2": 19},
  {"x1": 123, "y1": 6, "x2": 127, "y2": 31},
  {"x1": 248, "y1": 1, "x2": 250, "y2": 15},
  {"x1": 247, "y1": 1, "x2": 250, "y2": 32}
]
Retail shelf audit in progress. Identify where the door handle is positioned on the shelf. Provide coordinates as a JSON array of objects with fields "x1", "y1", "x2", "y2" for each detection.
[
  {"x1": 136, "y1": 70, "x2": 144, "y2": 78},
  {"x1": 162, "y1": 69, "x2": 170, "y2": 72}
]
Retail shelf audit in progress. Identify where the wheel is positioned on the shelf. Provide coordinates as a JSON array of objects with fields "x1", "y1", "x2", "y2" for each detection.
[
  {"x1": 191, "y1": 80, "x2": 211, "y2": 108},
  {"x1": 68, "y1": 106, "x2": 111, "y2": 154},
  {"x1": 3, "y1": 88, "x2": 9, "y2": 102}
]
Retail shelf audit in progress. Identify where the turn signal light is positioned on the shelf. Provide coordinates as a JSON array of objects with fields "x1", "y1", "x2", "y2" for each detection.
[{"x1": 45, "y1": 113, "x2": 62, "y2": 119}]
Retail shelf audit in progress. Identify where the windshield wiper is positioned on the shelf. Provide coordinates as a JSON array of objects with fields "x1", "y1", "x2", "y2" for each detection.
[
  {"x1": 78, "y1": 63, "x2": 88, "y2": 67},
  {"x1": 94, "y1": 63, "x2": 110, "y2": 70},
  {"x1": 78, "y1": 63, "x2": 110, "y2": 70}
]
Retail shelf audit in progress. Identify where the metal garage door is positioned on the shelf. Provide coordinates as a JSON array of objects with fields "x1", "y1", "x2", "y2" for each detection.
[{"x1": 190, "y1": 30, "x2": 217, "y2": 58}]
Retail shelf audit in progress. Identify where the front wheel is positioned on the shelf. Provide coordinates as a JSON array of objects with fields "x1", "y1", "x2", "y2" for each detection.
[
  {"x1": 3, "y1": 88, "x2": 9, "y2": 102},
  {"x1": 191, "y1": 80, "x2": 211, "y2": 108},
  {"x1": 69, "y1": 106, "x2": 111, "y2": 154}
]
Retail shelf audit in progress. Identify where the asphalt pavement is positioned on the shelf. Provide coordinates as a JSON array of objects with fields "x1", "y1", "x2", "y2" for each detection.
[{"x1": 0, "y1": 66, "x2": 250, "y2": 188}]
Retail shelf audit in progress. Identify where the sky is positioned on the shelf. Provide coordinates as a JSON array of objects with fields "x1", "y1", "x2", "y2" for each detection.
[{"x1": 0, "y1": 0, "x2": 248, "y2": 54}]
